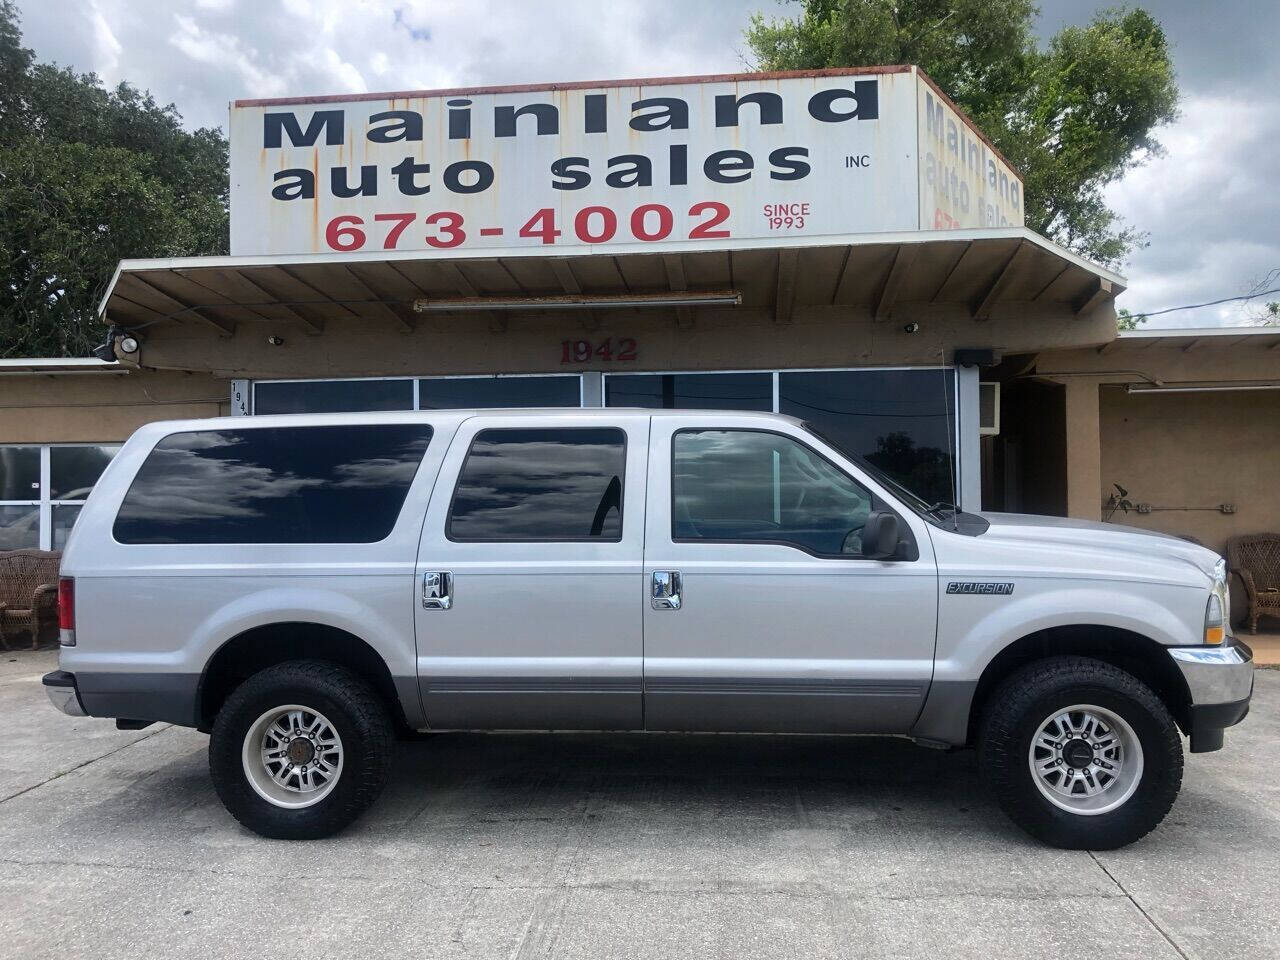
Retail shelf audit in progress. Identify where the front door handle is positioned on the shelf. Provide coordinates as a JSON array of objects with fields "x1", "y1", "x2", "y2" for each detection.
[
  {"x1": 422, "y1": 571, "x2": 453, "y2": 610},
  {"x1": 651, "y1": 570, "x2": 682, "y2": 610}
]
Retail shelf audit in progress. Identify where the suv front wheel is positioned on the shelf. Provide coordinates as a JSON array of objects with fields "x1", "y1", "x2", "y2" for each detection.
[
  {"x1": 209, "y1": 660, "x2": 394, "y2": 840},
  {"x1": 979, "y1": 656, "x2": 1183, "y2": 850}
]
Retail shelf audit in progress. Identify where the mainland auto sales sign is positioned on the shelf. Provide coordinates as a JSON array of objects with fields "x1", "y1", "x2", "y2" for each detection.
[{"x1": 228, "y1": 67, "x2": 1023, "y2": 257}]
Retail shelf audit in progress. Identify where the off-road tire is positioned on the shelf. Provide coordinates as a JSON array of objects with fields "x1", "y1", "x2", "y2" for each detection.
[
  {"x1": 209, "y1": 660, "x2": 394, "y2": 840},
  {"x1": 978, "y1": 656, "x2": 1183, "y2": 850}
]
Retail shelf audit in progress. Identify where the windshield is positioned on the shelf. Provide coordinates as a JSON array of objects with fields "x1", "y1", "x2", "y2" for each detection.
[{"x1": 801, "y1": 421, "x2": 939, "y2": 518}]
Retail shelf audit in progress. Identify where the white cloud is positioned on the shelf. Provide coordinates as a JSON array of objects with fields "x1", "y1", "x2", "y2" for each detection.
[
  {"x1": 88, "y1": 1, "x2": 122, "y2": 79},
  {"x1": 1105, "y1": 93, "x2": 1280, "y2": 328}
]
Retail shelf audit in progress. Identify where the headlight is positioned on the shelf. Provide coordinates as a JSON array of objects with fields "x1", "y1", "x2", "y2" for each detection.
[{"x1": 1204, "y1": 558, "x2": 1230, "y2": 645}]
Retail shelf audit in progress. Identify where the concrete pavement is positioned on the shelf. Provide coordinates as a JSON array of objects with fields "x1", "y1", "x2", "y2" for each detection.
[{"x1": 1, "y1": 649, "x2": 1277, "y2": 960}]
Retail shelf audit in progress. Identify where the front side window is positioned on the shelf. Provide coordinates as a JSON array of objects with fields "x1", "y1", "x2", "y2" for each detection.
[
  {"x1": 114, "y1": 425, "x2": 433, "y2": 544},
  {"x1": 673, "y1": 429, "x2": 878, "y2": 557},
  {"x1": 448, "y1": 428, "x2": 625, "y2": 542}
]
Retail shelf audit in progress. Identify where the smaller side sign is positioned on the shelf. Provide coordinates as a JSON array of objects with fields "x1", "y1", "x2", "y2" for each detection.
[{"x1": 916, "y1": 80, "x2": 1024, "y2": 230}]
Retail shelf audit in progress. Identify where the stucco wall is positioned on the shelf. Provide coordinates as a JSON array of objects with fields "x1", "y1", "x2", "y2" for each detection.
[
  {"x1": 131, "y1": 300, "x2": 1110, "y2": 382},
  {"x1": 0, "y1": 369, "x2": 229, "y2": 443},
  {"x1": 1098, "y1": 384, "x2": 1280, "y2": 553}
]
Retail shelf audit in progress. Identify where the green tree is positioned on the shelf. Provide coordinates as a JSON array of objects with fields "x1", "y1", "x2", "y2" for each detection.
[
  {"x1": 745, "y1": 1, "x2": 1178, "y2": 267},
  {"x1": 0, "y1": 1, "x2": 228, "y2": 358},
  {"x1": 1116, "y1": 308, "x2": 1146, "y2": 331}
]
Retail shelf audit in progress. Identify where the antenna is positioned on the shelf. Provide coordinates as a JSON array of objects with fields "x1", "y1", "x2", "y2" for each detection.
[{"x1": 940, "y1": 354, "x2": 959, "y2": 531}]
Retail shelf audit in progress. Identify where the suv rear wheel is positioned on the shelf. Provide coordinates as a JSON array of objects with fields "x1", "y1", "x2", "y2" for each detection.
[
  {"x1": 209, "y1": 660, "x2": 393, "y2": 840},
  {"x1": 978, "y1": 656, "x2": 1183, "y2": 849}
]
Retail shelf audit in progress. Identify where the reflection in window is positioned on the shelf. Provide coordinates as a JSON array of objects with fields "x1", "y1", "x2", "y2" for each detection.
[
  {"x1": 0, "y1": 447, "x2": 40, "y2": 500},
  {"x1": 605, "y1": 373, "x2": 772, "y2": 411},
  {"x1": 50, "y1": 445, "x2": 120, "y2": 500},
  {"x1": 253, "y1": 379, "x2": 414, "y2": 415},
  {"x1": 0, "y1": 504, "x2": 40, "y2": 550},
  {"x1": 52, "y1": 504, "x2": 82, "y2": 550},
  {"x1": 779, "y1": 370, "x2": 956, "y2": 505},
  {"x1": 673, "y1": 430, "x2": 875, "y2": 556},
  {"x1": 419, "y1": 376, "x2": 580, "y2": 409},
  {"x1": 448, "y1": 429, "x2": 625, "y2": 541},
  {"x1": 114, "y1": 425, "x2": 433, "y2": 544}
]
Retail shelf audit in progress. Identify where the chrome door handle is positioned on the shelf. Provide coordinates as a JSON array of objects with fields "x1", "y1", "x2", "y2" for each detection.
[
  {"x1": 651, "y1": 570, "x2": 682, "y2": 610},
  {"x1": 422, "y1": 571, "x2": 453, "y2": 610}
]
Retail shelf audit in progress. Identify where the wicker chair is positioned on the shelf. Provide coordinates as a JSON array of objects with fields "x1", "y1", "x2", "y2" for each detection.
[
  {"x1": 1226, "y1": 534, "x2": 1280, "y2": 634},
  {"x1": 0, "y1": 549, "x2": 61, "y2": 650}
]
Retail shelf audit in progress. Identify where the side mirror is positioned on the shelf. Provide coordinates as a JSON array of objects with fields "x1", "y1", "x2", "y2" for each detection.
[{"x1": 862, "y1": 511, "x2": 899, "y2": 560}]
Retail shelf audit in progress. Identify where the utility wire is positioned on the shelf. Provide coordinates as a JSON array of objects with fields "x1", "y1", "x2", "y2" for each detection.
[{"x1": 1131, "y1": 286, "x2": 1280, "y2": 319}]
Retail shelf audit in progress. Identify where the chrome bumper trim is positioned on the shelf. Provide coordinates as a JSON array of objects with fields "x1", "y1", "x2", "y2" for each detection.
[{"x1": 1169, "y1": 640, "x2": 1254, "y2": 705}]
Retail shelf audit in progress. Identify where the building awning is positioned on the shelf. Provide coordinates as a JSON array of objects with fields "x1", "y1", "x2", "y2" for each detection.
[
  {"x1": 0, "y1": 358, "x2": 127, "y2": 376},
  {"x1": 1107, "y1": 326, "x2": 1280, "y2": 352},
  {"x1": 98, "y1": 226, "x2": 1125, "y2": 336}
]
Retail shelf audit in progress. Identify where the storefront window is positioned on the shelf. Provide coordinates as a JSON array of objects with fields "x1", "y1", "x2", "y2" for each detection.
[
  {"x1": 0, "y1": 447, "x2": 40, "y2": 500},
  {"x1": 605, "y1": 372, "x2": 772, "y2": 411},
  {"x1": 50, "y1": 445, "x2": 117, "y2": 500},
  {"x1": 779, "y1": 369, "x2": 956, "y2": 506},
  {"x1": 0, "y1": 444, "x2": 120, "y2": 551},
  {"x1": 419, "y1": 376, "x2": 580, "y2": 409},
  {"x1": 252, "y1": 375, "x2": 581, "y2": 413},
  {"x1": 253, "y1": 378, "x2": 414, "y2": 415},
  {"x1": 0, "y1": 504, "x2": 40, "y2": 550},
  {"x1": 52, "y1": 505, "x2": 82, "y2": 551}
]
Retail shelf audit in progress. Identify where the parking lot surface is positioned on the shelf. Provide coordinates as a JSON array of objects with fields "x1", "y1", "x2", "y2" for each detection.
[{"x1": 2, "y1": 650, "x2": 1277, "y2": 960}]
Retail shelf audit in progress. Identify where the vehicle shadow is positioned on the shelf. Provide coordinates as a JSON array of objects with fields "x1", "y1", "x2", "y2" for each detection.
[{"x1": 376, "y1": 730, "x2": 1008, "y2": 836}]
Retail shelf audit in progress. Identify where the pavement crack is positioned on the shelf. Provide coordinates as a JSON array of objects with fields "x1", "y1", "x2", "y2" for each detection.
[
  {"x1": 0, "y1": 724, "x2": 172, "y2": 805},
  {"x1": 1089, "y1": 852, "x2": 1192, "y2": 960}
]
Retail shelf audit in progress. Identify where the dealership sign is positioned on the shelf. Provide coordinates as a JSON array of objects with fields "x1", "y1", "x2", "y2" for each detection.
[{"x1": 228, "y1": 67, "x2": 1023, "y2": 257}]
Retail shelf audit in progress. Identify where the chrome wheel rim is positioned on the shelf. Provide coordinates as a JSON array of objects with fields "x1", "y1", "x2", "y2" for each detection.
[
  {"x1": 241, "y1": 705, "x2": 344, "y2": 809},
  {"x1": 1028, "y1": 704, "x2": 1143, "y2": 816}
]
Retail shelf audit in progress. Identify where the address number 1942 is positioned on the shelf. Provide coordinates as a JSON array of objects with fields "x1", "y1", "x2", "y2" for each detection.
[{"x1": 561, "y1": 338, "x2": 637, "y2": 364}]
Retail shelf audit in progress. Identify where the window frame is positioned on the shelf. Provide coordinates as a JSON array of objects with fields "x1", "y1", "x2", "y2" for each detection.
[
  {"x1": 0, "y1": 443, "x2": 120, "y2": 550},
  {"x1": 445, "y1": 426, "x2": 628, "y2": 545},
  {"x1": 250, "y1": 372, "x2": 585, "y2": 414},
  {"x1": 110, "y1": 424, "x2": 434, "y2": 547},
  {"x1": 669, "y1": 427, "x2": 916, "y2": 562}
]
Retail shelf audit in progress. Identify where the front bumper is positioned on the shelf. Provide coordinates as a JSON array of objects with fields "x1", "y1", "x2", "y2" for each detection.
[
  {"x1": 1169, "y1": 639, "x2": 1254, "y2": 752},
  {"x1": 42, "y1": 670, "x2": 87, "y2": 718}
]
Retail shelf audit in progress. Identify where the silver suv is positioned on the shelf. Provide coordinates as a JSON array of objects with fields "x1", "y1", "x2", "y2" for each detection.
[{"x1": 44, "y1": 409, "x2": 1253, "y2": 846}]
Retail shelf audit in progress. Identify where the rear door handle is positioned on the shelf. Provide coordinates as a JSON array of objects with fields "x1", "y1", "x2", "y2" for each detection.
[
  {"x1": 651, "y1": 570, "x2": 682, "y2": 610},
  {"x1": 422, "y1": 571, "x2": 453, "y2": 610}
]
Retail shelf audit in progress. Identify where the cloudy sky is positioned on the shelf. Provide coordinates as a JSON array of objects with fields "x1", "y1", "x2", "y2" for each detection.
[{"x1": 13, "y1": 0, "x2": 1278, "y2": 328}]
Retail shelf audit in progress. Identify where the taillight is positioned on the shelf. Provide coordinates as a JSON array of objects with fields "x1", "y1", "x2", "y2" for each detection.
[{"x1": 58, "y1": 577, "x2": 76, "y2": 645}]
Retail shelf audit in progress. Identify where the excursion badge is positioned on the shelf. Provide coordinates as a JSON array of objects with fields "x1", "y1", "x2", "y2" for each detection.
[{"x1": 946, "y1": 582, "x2": 1015, "y2": 595}]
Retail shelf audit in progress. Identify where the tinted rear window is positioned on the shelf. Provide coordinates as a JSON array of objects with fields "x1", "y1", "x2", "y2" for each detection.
[
  {"x1": 447, "y1": 428, "x2": 625, "y2": 541},
  {"x1": 114, "y1": 424, "x2": 433, "y2": 544}
]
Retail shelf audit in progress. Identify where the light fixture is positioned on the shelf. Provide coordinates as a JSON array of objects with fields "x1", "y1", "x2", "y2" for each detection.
[
  {"x1": 91, "y1": 326, "x2": 120, "y2": 361},
  {"x1": 267, "y1": 335, "x2": 285, "y2": 346},
  {"x1": 1126, "y1": 382, "x2": 1280, "y2": 394},
  {"x1": 412, "y1": 290, "x2": 741, "y2": 313},
  {"x1": 90, "y1": 325, "x2": 137, "y2": 362}
]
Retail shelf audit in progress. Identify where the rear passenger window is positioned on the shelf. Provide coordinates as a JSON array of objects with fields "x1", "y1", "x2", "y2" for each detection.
[
  {"x1": 114, "y1": 425, "x2": 433, "y2": 544},
  {"x1": 448, "y1": 428, "x2": 625, "y2": 542}
]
